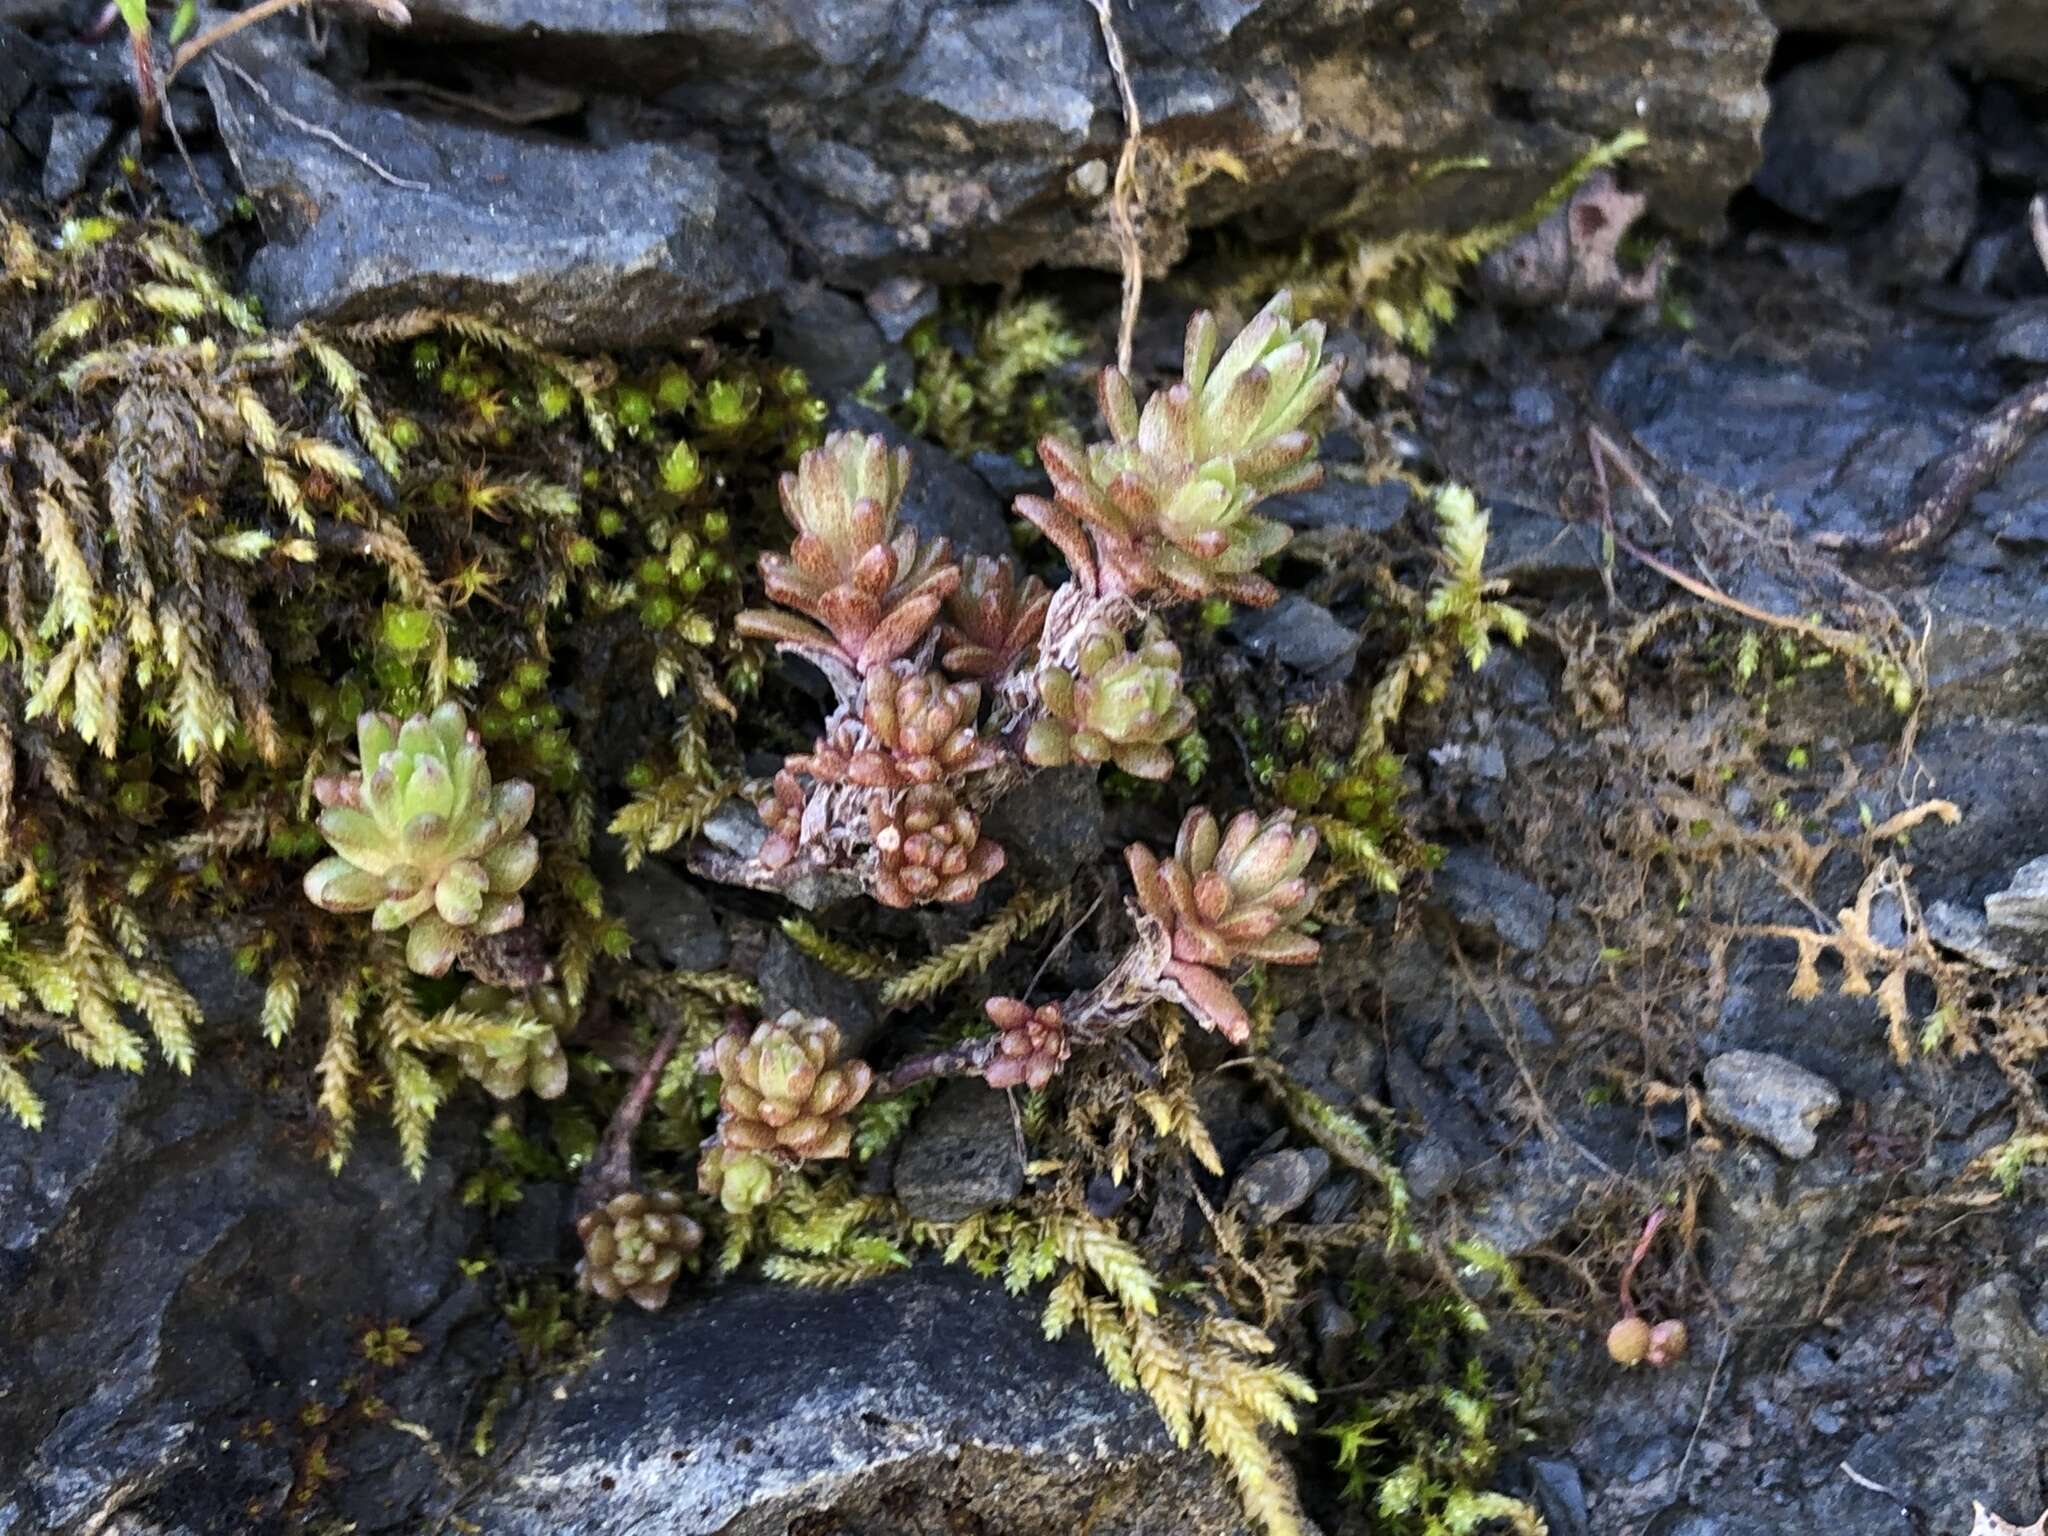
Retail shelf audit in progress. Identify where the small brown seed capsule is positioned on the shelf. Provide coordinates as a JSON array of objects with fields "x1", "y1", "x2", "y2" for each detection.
[
  {"x1": 1606, "y1": 1316, "x2": 1651, "y2": 1366},
  {"x1": 1647, "y1": 1318, "x2": 1689, "y2": 1367}
]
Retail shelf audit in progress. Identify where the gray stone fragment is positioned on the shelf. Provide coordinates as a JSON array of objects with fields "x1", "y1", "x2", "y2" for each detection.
[
  {"x1": 756, "y1": 930, "x2": 880, "y2": 1056},
  {"x1": 595, "y1": 841, "x2": 728, "y2": 972},
  {"x1": 1984, "y1": 855, "x2": 2048, "y2": 965},
  {"x1": 773, "y1": 283, "x2": 907, "y2": 401},
  {"x1": 1925, "y1": 900, "x2": 2021, "y2": 973},
  {"x1": 1527, "y1": 1457, "x2": 1590, "y2": 1536},
  {"x1": 1883, "y1": 138, "x2": 1978, "y2": 285},
  {"x1": 1703, "y1": 1050, "x2": 1842, "y2": 1159},
  {"x1": 982, "y1": 764, "x2": 1105, "y2": 885},
  {"x1": 1432, "y1": 845, "x2": 1555, "y2": 953},
  {"x1": 1399, "y1": 1136, "x2": 1464, "y2": 1203},
  {"x1": 464, "y1": 1266, "x2": 1252, "y2": 1535},
  {"x1": 1232, "y1": 1147, "x2": 1330, "y2": 1222},
  {"x1": 1267, "y1": 477, "x2": 1411, "y2": 534},
  {"x1": 41, "y1": 111, "x2": 112, "y2": 201},
  {"x1": 1755, "y1": 46, "x2": 1970, "y2": 227},
  {"x1": 894, "y1": 1080, "x2": 1025, "y2": 1223},
  {"x1": 1987, "y1": 302, "x2": 2048, "y2": 367},
  {"x1": 1229, "y1": 594, "x2": 1360, "y2": 681},
  {"x1": 203, "y1": 32, "x2": 785, "y2": 350}
]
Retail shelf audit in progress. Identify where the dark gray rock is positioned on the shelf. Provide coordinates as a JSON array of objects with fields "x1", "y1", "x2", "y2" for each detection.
[
  {"x1": 395, "y1": 0, "x2": 1770, "y2": 288},
  {"x1": 756, "y1": 929, "x2": 881, "y2": 1056},
  {"x1": 1231, "y1": 1146, "x2": 1329, "y2": 1222},
  {"x1": 0, "y1": 1053, "x2": 485, "y2": 1534},
  {"x1": 983, "y1": 764, "x2": 1106, "y2": 885},
  {"x1": 1483, "y1": 500, "x2": 1608, "y2": 597},
  {"x1": 39, "y1": 109, "x2": 110, "y2": 200},
  {"x1": 462, "y1": 1265, "x2": 1251, "y2": 1535},
  {"x1": 1431, "y1": 845, "x2": 1556, "y2": 953},
  {"x1": 1983, "y1": 854, "x2": 2048, "y2": 965},
  {"x1": 1528, "y1": 1457, "x2": 1590, "y2": 1536},
  {"x1": 1398, "y1": 1135, "x2": 1464, "y2": 1203},
  {"x1": 1228, "y1": 594, "x2": 1360, "y2": 681},
  {"x1": 595, "y1": 841, "x2": 729, "y2": 972},
  {"x1": 202, "y1": 32, "x2": 785, "y2": 350},
  {"x1": 1267, "y1": 476, "x2": 1411, "y2": 534},
  {"x1": 1763, "y1": 0, "x2": 2048, "y2": 87},
  {"x1": 894, "y1": 1079, "x2": 1024, "y2": 1223},
  {"x1": 1883, "y1": 138, "x2": 1978, "y2": 285},
  {"x1": 773, "y1": 283, "x2": 908, "y2": 402},
  {"x1": 1754, "y1": 47, "x2": 1970, "y2": 228},
  {"x1": 1987, "y1": 302, "x2": 2048, "y2": 367},
  {"x1": 830, "y1": 403, "x2": 1014, "y2": 560},
  {"x1": 1703, "y1": 1050, "x2": 1841, "y2": 1159}
]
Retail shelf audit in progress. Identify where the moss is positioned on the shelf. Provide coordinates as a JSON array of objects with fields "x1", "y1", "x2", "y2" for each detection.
[{"x1": 869, "y1": 292, "x2": 1089, "y2": 461}]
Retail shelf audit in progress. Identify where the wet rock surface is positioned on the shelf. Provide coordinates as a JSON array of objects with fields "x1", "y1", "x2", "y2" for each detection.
[{"x1": 463, "y1": 1265, "x2": 1251, "y2": 1536}]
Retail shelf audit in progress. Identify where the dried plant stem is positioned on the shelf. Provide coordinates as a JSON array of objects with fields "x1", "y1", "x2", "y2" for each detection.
[
  {"x1": 1087, "y1": 0, "x2": 1144, "y2": 375},
  {"x1": 209, "y1": 56, "x2": 430, "y2": 192},
  {"x1": 581, "y1": 1010, "x2": 685, "y2": 1212}
]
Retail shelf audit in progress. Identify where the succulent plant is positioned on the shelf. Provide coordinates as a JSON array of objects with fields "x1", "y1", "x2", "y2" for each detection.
[
  {"x1": 737, "y1": 431, "x2": 959, "y2": 675},
  {"x1": 1124, "y1": 807, "x2": 1320, "y2": 1042},
  {"x1": 869, "y1": 784, "x2": 1005, "y2": 908},
  {"x1": 1018, "y1": 291, "x2": 1338, "y2": 606},
  {"x1": 575, "y1": 1189, "x2": 702, "y2": 1310},
  {"x1": 984, "y1": 997, "x2": 1070, "y2": 1091},
  {"x1": 794, "y1": 665, "x2": 1002, "y2": 788},
  {"x1": 940, "y1": 555, "x2": 1052, "y2": 680},
  {"x1": 711, "y1": 1011, "x2": 874, "y2": 1163},
  {"x1": 696, "y1": 1139, "x2": 782, "y2": 1215},
  {"x1": 303, "y1": 702, "x2": 539, "y2": 977},
  {"x1": 754, "y1": 767, "x2": 811, "y2": 872},
  {"x1": 1024, "y1": 622, "x2": 1196, "y2": 781},
  {"x1": 455, "y1": 982, "x2": 573, "y2": 1100}
]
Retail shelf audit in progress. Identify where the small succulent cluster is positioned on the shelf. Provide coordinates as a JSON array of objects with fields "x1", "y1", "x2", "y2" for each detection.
[
  {"x1": 1024, "y1": 622, "x2": 1195, "y2": 780},
  {"x1": 737, "y1": 293, "x2": 1335, "y2": 928},
  {"x1": 576, "y1": 1190, "x2": 703, "y2": 1310},
  {"x1": 455, "y1": 982, "x2": 574, "y2": 1100},
  {"x1": 699, "y1": 1011, "x2": 875, "y2": 1212},
  {"x1": 1126, "y1": 808, "x2": 1321, "y2": 1043},
  {"x1": 1020, "y1": 293, "x2": 1338, "y2": 607},
  {"x1": 303, "y1": 703, "x2": 539, "y2": 977},
  {"x1": 983, "y1": 997, "x2": 1070, "y2": 1091}
]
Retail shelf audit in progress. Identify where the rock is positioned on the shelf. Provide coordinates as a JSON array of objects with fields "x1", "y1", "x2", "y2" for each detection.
[
  {"x1": 39, "y1": 109, "x2": 110, "y2": 200},
  {"x1": 982, "y1": 764, "x2": 1105, "y2": 886},
  {"x1": 396, "y1": 0, "x2": 1770, "y2": 287},
  {"x1": 756, "y1": 929, "x2": 881, "y2": 1056},
  {"x1": 594, "y1": 841, "x2": 728, "y2": 972},
  {"x1": 462, "y1": 1265, "x2": 1251, "y2": 1535},
  {"x1": 1231, "y1": 1147, "x2": 1330, "y2": 1222},
  {"x1": 202, "y1": 31, "x2": 785, "y2": 350},
  {"x1": 1482, "y1": 500, "x2": 1608, "y2": 597},
  {"x1": 1459, "y1": 1141, "x2": 1582, "y2": 1260},
  {"x1": 1399, "y1": 1136, "x2": 1464, "y2": 1203},
  {"x1": 830, "y1": 403, "x2": 1014, "y2": 560},
  {"x1": 772, "y1": 283, "x2": 908, "y2": 402},
  {"x1": 1883, "y1": 138, "x2": 1978, "y2": 285},
  {"x1": 1986, "y1": 302, "x2": 2048, "y2": 368},
  {"x1": 692, "y1": 797, "x2": 866, "y2": 912},
  {"x1": 1754, "y1": 47, "x2": 1970, "y2": 228},
  {"x1": 1925, "y1": 900, "x2": 2022, "y2": 972},
  {"x1": 0, "y1": 1053, "x2": 485, "y2": 1534},
  {"x1": 1527, "y1": 1457, "x2": 1591, "y2": 1536},
  {"x1": 1267, "y1": 477, "x2": 1411, "y2": 534},
  {"x1": 1703, "y1": 1050, "x2": 1842, "y2": 1159},
  {"x1": 1983, "y1": 854, "x2": 2048, "y2": 965},
  {"x1": 894, "y1": 1079, "x2": 1024, "y2": 1223},
  {"x1": 1431, "y1": 845, "x2": 1556, "y2": 953},
  {"x1": 1762, "y1": 0, "x2": 2048, "y2": 88},
  {"x1": 1228, "y1": 594, "x2": 1360, "y2": 681}
]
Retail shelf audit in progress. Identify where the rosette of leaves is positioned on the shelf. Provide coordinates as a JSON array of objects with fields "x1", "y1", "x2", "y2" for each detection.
[
  {"x1": 702, "y1": 1013, "x2": 874, "y2": 1213},
  {"x1": 869, "y1": 784, "x2": 1005, "y2": 908},
  {"x1": 455, "y1": 982, "x2": 574, "y2": 1100},
  {"x1": 576, "y1": 1189, "x2": 702, "y2": 1310},
  {"x1": 939, "y1": 555, "x2": 1051, "y2": 680},
  {"x1": 1024, "y1": 622, "x2": 1195, "y2": 780},
  {"x1": 737, "y1": 430, "x2": 959, "y2": 676},
  {"x1": 984, "y1": 996, "x2": 1070, "y2": 1090},
  {"x1": 794, "y1": 666, "x2": 1003, "y2": 787},
  {"x1": 1125, "y1": 807, "x2": 1320, "y2": 1042},
  {"x1": 1019, "y1": 291, "x2": 1338, "y2": 606},
  {"x1": 303, "y1": 703, "x2": 539, "y2": 977}
]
